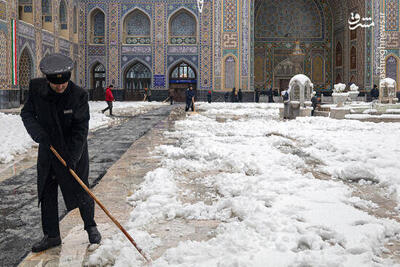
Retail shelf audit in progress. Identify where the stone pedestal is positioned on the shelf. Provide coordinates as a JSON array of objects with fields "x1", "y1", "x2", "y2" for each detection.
[{"x1": 330, "y1": 107, "x2": 351, "y2": 119}]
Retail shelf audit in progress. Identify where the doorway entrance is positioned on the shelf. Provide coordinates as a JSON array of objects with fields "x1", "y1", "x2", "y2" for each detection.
[
  {"x1": 91, "y1": 63, "x2": 106, "y2": 100},
  {"x1": 124, "y1": 62, "x2": 151, "y2": 101},
  {"x1": 19, "y1": 47, "x2": 33, "y2": 104},
  {"x1": 169, "y1": 62, "x2": 197, "y2": 102}
]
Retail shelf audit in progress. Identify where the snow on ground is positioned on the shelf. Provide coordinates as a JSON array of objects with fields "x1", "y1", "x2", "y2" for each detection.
[
  {"x1": 0, "y1": 101, "x2": 166, "y2": 163},
  {"x1": 89, "y1": 102, "x2": 400, "y2": 267}
]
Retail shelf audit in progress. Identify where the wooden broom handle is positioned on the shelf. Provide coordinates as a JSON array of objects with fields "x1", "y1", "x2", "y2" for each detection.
[{"x1": 49, "y1": 146, "x2": 151, "y2": 263}]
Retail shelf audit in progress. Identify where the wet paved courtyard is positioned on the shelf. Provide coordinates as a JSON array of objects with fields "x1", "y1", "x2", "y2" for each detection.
[{"x1": 0, "y1": 106, "x2": 173, "y2": 267}]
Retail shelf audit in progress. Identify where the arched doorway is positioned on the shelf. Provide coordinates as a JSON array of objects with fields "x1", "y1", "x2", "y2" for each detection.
[
  {"x1": 124, "y1": 62, "x2": 151, "y2": 100},
  {"x1": 169, "y1": 62, "x2": 197, "y2": 102},
  {"x1": 19, "y1": 47, "x2": 33, "y2": 104},
  {"x1": 91, "y1": 63, "x2": 106, "y2": 100}
]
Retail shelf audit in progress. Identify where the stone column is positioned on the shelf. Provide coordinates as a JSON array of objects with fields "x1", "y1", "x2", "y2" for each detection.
[{"x1": 34, "y1": 0, "x2": 42, "y2": 77}]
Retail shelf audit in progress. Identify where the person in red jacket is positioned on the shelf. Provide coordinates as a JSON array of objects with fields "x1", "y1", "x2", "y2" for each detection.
[{"x1": 102, "y1": 85, "x2": 115, "y2": 115}]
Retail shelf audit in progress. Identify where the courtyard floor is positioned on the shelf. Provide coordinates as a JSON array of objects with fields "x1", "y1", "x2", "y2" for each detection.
[{"x1": 2, "y1": 102, "x2": 400, "y2": 266}]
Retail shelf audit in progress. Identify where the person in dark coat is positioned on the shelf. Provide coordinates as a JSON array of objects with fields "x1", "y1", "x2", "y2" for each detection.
[
  {"x1": 238, "y1": 89, "x2": 243, "y2": 102},
  {"x1": 207, "y1": 90, "x2": 212, "y2": 103},
  {"x1": 231, "y1": 88, "x2": 237, "y2": 102},
  {"x1": 102, "y1": 84, "x2": 115, "y2": 115},
  {"x1": 224, "y1": 91, "x2": 229, "y2": 102},
  {"x1": 267, "y1": 87, "x2": 274, "y2": 103},
  {"x1": 311, "y1": 92, "x2": 319, "y2": 116},
  {"x1": 370, "y1": 84, "x2": 379, "y2": 100},
  {"x1": 185, "y1": 86, "x2": 195, "y2": 112},
  {"x1": 169, "y1": 88, "x2": 175, "y2": 105},
  {"x1": 255, "y1": 88, "x2": 260, "y2": 103},
  {"x1": 20, "y1": 53, "x2": 101, "y2": 253}
]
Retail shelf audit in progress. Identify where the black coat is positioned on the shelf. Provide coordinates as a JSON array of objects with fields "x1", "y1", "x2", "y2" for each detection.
[{"x1": 21, "y1": 78, "x2": 90, "y2": 211}]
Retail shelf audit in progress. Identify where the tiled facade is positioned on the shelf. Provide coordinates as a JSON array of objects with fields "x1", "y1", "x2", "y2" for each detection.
[{"x1": 0, "y1": 0, "x2": 399, "y2": 108}]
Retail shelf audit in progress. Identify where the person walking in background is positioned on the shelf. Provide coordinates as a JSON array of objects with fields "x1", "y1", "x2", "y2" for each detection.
[
  {"x1": 224, "y1": 91, "x2": 229, "y2": 102},
  {"x1": 238, "y1": 89, "x2": 243, "y2": 103},
  {"x1": 20, "y1": 53, "x2": 101, "y2": 253},
  {"x1": 255, "y1": 88, "x2": 260, "y2": 103},
  {"x1": 268, "y1": 86, "x2": 274, "y2": 103},
  {"x1": 169, "y1": 88, "x2": 174, "y2": 105},
  {"x1": 311, "y1": 91, "x2": 319, "y2": 116},
  {"x1": 185, "y1": 86, "x2": 195, "y2": 112},
  {"x1": 207, "y1": 90, "x2": 212, "y2": 103},
  {"x1": 102, "y1": 85, "x2": 115, "y2": 116},
  {"x1": 147, "y1": 87, "x2": 152, "y2": 102},
  {"x1": 231, "y1": 88, "x2": 236, "y2": 102}
]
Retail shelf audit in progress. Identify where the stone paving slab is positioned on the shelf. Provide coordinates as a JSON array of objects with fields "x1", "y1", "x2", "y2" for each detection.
[{"x1": 0, "y1": 106, "x2": 172, "y2": 267}]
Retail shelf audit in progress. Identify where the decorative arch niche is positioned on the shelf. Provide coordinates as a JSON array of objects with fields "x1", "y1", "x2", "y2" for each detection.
[
  {"x1": 312, "y1": 56, "x2": 324, "y2": 83},
  {"x1": 350, "y1": 46, "x2": 356, "y2": 70},
  {"x1": 41, "y1": 0, "x2": 53, "y2": 32},
  {"x1": 336, "y1": 42, "x2": 342, "y2": 67},
  {"x1": 224, "y1": 56, "x2": 237, "y2": 90},
  {"x1": 18, "y1": 0, "x2": 33, "y2": 24},
  {"x1": 90, "y1": 9, "x2": 105, "y2": 44},
  {"x1": 59, "y1": 0, "x2": 69, "y2": 39},
  {"x1": 386, "y1": 55, "x2": 399, "y2": 91},
  {"x1": 169, "y1": 9, "x2": 197, "y2": 45},
  {"x1": 19, "y1": 47, "x2": 34, "y2": 104},
  {"x1": 123, "y1": 9, "x2": 151, "y2": 44}
]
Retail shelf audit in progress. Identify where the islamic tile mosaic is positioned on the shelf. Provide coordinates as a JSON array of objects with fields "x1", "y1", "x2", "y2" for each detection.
[
  {"x1": 223, "y1": 32, "x2": 237, "y2": 48},
  {"x1": 213, "y1": 0, "x2": 221, "y2": 77},
  {"x1": 0, "y1": 30, "x2": 7, "y2": 83},
  {"x1": 121, "y1": 55, "x2": 152, "y2": 70},
  {"x1": 167, "y1": 3, "x2": 198, "y2": 17},
  {"x1": 385, "y1": 0, "x2": 399, "y2": 31},
  {"x1": 79, "y1": 4, "x2": 86, "y2": 86},
  {"x1": 242, "y1": 0, "x2": 249, "y2": 78},
  {"x1": 255, "y1": 0, "x2": 324, "y2": 42},
  {"x1": 121, "y1": 3, "x2": 152, "y2": 18},
  {"x1": 18, "y1": 21, "x2": 35, "y2": 39},
  {"x1": 122, "y1": 45, "x2": 151, "y2": 54},
  {"x1": 168, "y1": 45, "x2": 198, "y2": 54},
  {"x1": 223, "y1": 0, "x2": 237, "y2": 32},
  {"x1": 200, "y1": 2, "x2": 212, "y2": 88},
  {"x1": 0, "y1": 1, "x2": 7, "y2": 21},
  {"x1": 88, "y1": 45, "x2": 105, "y2": 56},
  {"x1": 108, "y1": 3, "x2": 119, "y2": 86},
  {"x1": 154, "y1": 3, "x2": 165, "y2": 77}
]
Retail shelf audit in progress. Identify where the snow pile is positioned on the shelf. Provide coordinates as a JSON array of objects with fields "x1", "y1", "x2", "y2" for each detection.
[
  {"x1": 334, "y1": 83, "x2": 346, "y2": 93},
  {"x1": 350, "y1": 84, "x2": 359, "y2": 91},
  {"x1": 380, "y1": 78, "x2": 397, "y2": 88},
  {"x1": 89, "y1": 103, "x2": 400, "y2": 266},
  {"x1": 0, "y1": 112, "x2": 35, "y2": 163}
]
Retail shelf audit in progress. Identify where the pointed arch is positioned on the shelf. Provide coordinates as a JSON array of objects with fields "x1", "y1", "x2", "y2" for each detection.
[
  {"x1": 123, "y1": 59, "x2": 152, "y2": 90},
  {"x1": 312, "y1": 55, "x2": 324, "y2": 83},
  {"x1": 335, "y1": 42, "x2": 342, "y2": 67},
  {"x1": 222, "y1": 54, "x2": 238, "y2": 90},
  {"x1": 168, "y1": 8, "x2": 198, "y2": 45},
  {"x1": 59, "y1": 0, "x2": 69, "y2": 39},
  {"x1": 350, "y1": 46, "x2": 356, "y2": 70},
  {"x1": 73, "y1": 5, "x2": 78, "y2": 35},
  {"x1": 19, "y1": 45, "x2": 34, "y2": 103},
  {"x1": 0, "y1": 31, "x2": 7, "y2": 83},
  {"x1": 385, "y1": 54, "x2": 399, "y2": 91},
  {"x1": 89, "y1": 8, "x2": 106, "y2": 44},
  {"x1": 122, "y1": 8, "x2": 151, "y2": 45},
  {"x1": 335, "y1": 73, "x2": 342, "y2": 84}
]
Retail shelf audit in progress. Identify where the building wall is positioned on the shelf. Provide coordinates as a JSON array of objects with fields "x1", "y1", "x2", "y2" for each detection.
[
  {"x1": 0, "y1": 0, "x2": 399, "y2": 107},
  {"x1": 0, "y1": 0, "x2": 80, "y2": 108}
]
